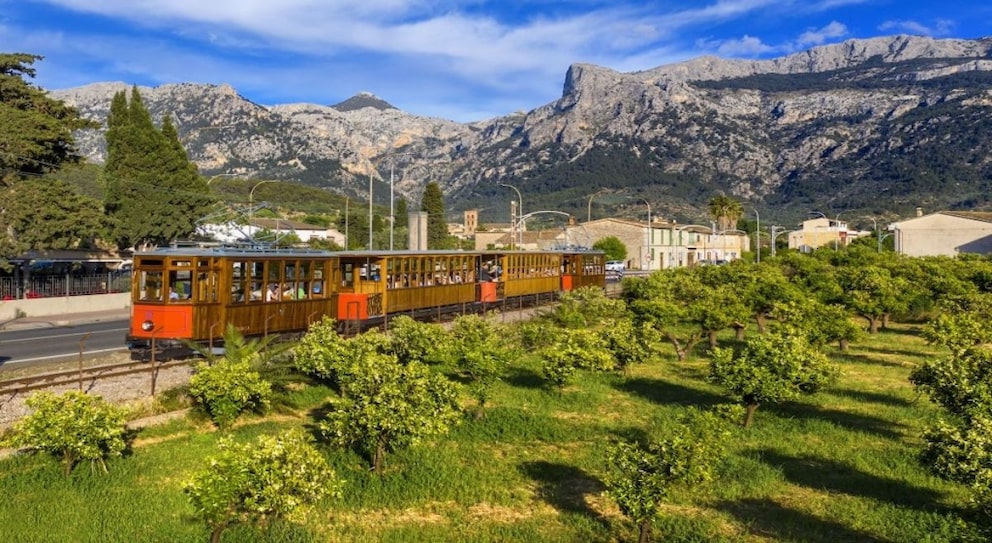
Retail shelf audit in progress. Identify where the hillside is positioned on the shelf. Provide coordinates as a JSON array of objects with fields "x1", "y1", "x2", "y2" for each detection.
[{"x1": 51, "y1": 35, "x2": 992, "y2": 228}]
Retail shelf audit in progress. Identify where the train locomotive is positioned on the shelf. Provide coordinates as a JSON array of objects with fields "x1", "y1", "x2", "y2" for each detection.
[{"x1": 126, "y1": 245, "x2": 606, "y2": 360}]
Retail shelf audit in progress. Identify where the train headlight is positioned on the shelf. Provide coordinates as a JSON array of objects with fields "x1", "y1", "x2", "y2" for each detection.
[{"x1": 141, "y1": 320, "x2": 155, "y2": 331}]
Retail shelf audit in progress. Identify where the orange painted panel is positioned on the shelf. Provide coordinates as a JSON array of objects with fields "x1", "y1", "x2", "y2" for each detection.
[
  {"x1": 479, "y1": 281, "x2": 498, "y2": 302},
  {"x1": 561, "y1": 275, "x2": 574, "y2": 291},
  {"x1": 338, "y1": 293, "x2": 368, "y2": 320},
  {"x1": 130, "y1": 304, "x2": 194, "y2": 339}
]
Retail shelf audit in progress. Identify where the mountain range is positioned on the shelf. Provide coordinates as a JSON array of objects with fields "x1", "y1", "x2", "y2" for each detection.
[{"x1": 50, "y1": 34, "x2": 992, "y2": 229}]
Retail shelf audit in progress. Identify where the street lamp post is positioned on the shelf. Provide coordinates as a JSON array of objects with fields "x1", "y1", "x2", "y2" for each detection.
[
  {"x1": 499, "y1": 183, "x2": 523, "y2": 248},
  {"x1": 206, "y1": 172, "x2": 237, "y2": 186},
  {"x1": 770, "y1": 225, "x2": 786, "y2": 257},
  {"x1": 639, "y1": 198, "x2": 652, "y2": 270},
  {"x1": 753, "y1": 208, "x2": 760, "y2": 263},
  {"x1": 587, "y1": 189, "x2": 606, "y2": 223},
  {"x1": 368, "y1": 168, "x2": 375, "y2": 250},
  {"x1": 248, "y1": 180, "x2": 277, "y2": 240},
  {"x1": 344, "y1": 196, "x2": 350, "y2": 250}
]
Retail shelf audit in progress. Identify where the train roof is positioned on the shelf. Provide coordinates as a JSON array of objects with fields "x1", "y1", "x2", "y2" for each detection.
[{"x1": 133, "y1": 243, "x2": 604, "y2": 259}]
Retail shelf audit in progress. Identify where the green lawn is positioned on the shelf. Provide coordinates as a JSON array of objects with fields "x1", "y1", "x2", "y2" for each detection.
[{"x1": 0, "y1": 322, "x2": 984, "y2": 542}]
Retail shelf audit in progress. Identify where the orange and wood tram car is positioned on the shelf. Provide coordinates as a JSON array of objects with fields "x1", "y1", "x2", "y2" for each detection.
[{"x1": 126, "y1": 245, "x2": 607, "y2": 360}]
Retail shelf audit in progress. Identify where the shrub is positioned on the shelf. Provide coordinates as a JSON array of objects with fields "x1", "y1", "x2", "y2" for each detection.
[
  {"x1": 188, "y1": 359, "x2": 271, "y2": 430},
  {"x1": 185, "y1": 429, "x2": 342, "y2": 543},
  {"x1": 4, "y1": 391, "x2": 128, "y2": 476}
]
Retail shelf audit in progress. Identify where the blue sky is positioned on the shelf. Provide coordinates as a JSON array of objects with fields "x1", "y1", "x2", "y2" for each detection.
[{"x1": 2, "y1": 0, "x2": 989, "y2": 122}]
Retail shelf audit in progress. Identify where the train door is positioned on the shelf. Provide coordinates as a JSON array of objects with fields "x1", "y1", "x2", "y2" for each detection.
[{"x1": 338, "y1": 255, "x2": 385, "y2": 319}]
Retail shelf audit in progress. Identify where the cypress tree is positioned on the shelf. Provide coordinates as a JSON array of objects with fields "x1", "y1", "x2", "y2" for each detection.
[
  {"x1": 102, "y1": 87, "x2": 212, "y2": 249},
  {"x1": 421, "y1": 182, "x2": 447, "y2": 249}
]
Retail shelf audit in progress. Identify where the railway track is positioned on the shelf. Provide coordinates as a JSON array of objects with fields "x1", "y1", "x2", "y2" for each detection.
[{"x1": 0, "y1": 359, "x2": 191, "y2": 397}]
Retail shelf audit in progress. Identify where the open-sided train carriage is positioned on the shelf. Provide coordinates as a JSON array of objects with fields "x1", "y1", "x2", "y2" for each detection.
[{"x1": 126, "y1": 245, "x2": 605, "y2": 360}]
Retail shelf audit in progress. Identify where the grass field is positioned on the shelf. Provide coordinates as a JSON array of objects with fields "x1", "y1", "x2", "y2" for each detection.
[{"x1": 0, "y1": 321, "x2": 985, "y2": 542}]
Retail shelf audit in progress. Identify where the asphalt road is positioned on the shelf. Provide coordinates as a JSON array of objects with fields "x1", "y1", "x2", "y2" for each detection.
[{"x1": 0, "y1": 319, "x2": 129, "y2": 370}]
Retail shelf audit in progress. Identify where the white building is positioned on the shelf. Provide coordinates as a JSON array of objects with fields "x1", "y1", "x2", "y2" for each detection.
[
  {"x1": 198, "y1": 219, "x2": 345, "y2": 245},
  {"x1": 891, "y1": 211, "x2": 992, "y2": 257}
]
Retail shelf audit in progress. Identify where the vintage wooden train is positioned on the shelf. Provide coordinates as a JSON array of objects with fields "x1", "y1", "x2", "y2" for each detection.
[{"x1": 126, "y1": 245, "x2": 607, "y2": 359}]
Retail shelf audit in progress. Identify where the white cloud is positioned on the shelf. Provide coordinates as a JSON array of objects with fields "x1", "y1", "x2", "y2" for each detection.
[
  {"x1": 696, "y1": 35, "x2": 775, "y2": 57},
  {"x1": 795, "y1": 21, "x2": 848, "y2": 47},
  {"x1": 878, "y1": 19, "x2": 955, "y2": 37}
]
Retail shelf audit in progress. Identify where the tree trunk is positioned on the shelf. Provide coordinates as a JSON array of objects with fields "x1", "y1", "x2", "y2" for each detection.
[
  {"x1": 63, "y1": 454, "x2": 75, "y2": 477},
  {"x1": 755, "y1": 313, "x2": 767, "y2": 333},
  {"x1": 638, "y1": 519, "x2": 651, "y2": 543},
  {"x1": 744, "y1": 403, "x2": 759, "y2": 427},
  {"x1": 210, "y1": 524, "x2": 226, "y2": 543},
  {"x1": 708, "y1": 330, "x2": 718, "y2": 349},
  {"x1": 882, "y1": 313, "x2": 891, "y2": 329},
  {"x1": 373, "y1": 440, "x2": 386, "y2": 472},
  {"x1": 868, "y1": 317, "x2": 880, "y2": 334},
  {"x1": 839, "y1": 338, "x2": 849, "y2": 351},
  {"x1": 734, "y1": 323, "x2": 745, "y2": 340}
]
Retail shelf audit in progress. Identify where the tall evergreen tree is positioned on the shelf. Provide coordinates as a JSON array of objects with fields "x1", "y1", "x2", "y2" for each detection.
[
  {"x1": 421, "y1": 182, "x2": 447, "y2": 249},
  {"x1": 102, "y1": 87, "x2": 212, "y2": 249},
  {"x1": 0, "y1": 53, "x2": 100, "y2": 269}
]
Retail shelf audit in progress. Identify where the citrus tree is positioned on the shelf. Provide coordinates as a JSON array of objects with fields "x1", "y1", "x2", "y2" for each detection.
[
  {"x1": 449, "y1": 314, "x2": 515, "y2": 417},
  {"x1": 319, "y1": 353, "x2": 461, "y2": 472},
  {"x1": 4, "y1": 391, "x2": 128, "y2": 476},
  {"x1": 184, "y1": 430, "x2": 342, "y2": 543},
  {"x1": 709, "y1": 332, "x2": 838, "y2": 427},
  {"x1": 605, "y1": 409, "x2": 727, "y2": 543}
]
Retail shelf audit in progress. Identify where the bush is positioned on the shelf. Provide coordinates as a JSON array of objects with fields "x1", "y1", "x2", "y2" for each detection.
[
  {"x1": 188, "y1": 359, "x2": 271, "y2": 430},
  {"x1": 4, "y1": 391, "x2": 128, "y2": 476},
  {"x1": 185, "y1": 429, "x2": 343, "y2": 543}
]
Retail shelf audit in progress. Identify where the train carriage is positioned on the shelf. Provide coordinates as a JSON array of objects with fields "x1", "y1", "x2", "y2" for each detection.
[{"x1": 126, "y1": 244, "x2": 605, "y2": 360}]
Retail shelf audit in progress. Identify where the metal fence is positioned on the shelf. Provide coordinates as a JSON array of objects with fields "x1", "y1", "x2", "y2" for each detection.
[{"x1": 0, "y1": 272, "x2": 132, "y2": 300}]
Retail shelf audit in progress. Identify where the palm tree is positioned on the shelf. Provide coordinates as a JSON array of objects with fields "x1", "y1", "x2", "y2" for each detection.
[{"x1": 708, "y1": 195, "x2": 744, "y2": 232}]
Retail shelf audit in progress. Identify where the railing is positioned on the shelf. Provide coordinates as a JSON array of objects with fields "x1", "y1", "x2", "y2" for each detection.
[{"x1": 0, "y1": 272, "x2": 132, "y2": 300}]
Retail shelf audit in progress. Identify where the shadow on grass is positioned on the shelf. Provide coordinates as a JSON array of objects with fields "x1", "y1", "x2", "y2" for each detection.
[
  {"x1": 715, "y1": 497, "x2": 892, "y2": 542},
  {"x1": 831, "y1": 351, "x2": 915, "y2": 368},
  {"x1": 768, "y1": 402, "x2": 907, "y2": 439},
  {"x1": 855, "y1": 344, "x2": 943, "y2": 359},
  {"x1": 617, "y1": 377, "x2": 726, "y2": 408},
  {"x1": 757, "y1": 449, "x2": 955, "y2": 514},
  {"x1": 826, "y1": 387, "x2": 915, "y2": 408},
  {"x1": 505, "y1": 366, "x2": 545, "y2": 390},
  {"x1": 519, "y1": 460, "x2": 608, "y2": 527}
]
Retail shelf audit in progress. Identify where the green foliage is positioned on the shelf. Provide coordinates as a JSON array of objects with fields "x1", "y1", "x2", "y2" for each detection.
[
  {"x1": 388, "y1": 315, "x2": 452, "y2": 365},
  {"x1": 550, "y1": 285, "x2": 626, "y2": 328},
  {"x1": 188, "y1": 336, "x2": 273, "y2": 431},
  {"x1": 4, "y1": 391, "x2": 127, "y2": 476},
  {"x1": 319, "y1": 353, "x2": 461, "y2": 471},
  {"x1": 920, "y1": 293, "x2": 992, "y2": 356},
  {"x1": 605, "y1": 409, "x2": 727, "y2": 543},
  {"x1": 421, "y1": 181, "x2": 448, "y2": 249},
  {"x1": 709, "y1": 332, "x2": 838, "y2": 427},
  {"x1": 592, "y1": 236, "x2": 627, "y2": 261},
  {"x1": 184, "y1": 429, "x2": 342, "y2": 543},
  {"x1": 838, "y1": 265, "x2": 908, "y2": 333},
  {"x1": 449, "y1": 314, "x2": 516, "y2": 415},
  {"x1": 599, "y1": 318, "x2": 656, "y2": 375},
  {"x1": 293, "y1": 317, "x2": 352, "y2": 381},
  {"x1": 772, "y1": 298, "x2": 863, "y2": 349},
  {"x1": 0, "y1": 53, "x2": 96, "y2": 267},
  {"x1": 103, "y1": 87, "x2": 213, "y2": 249},
  {"x1": 707, "y1": 194, "x2": 744, "y2": 232},
  {"x1": 539, "y1": 328, "x2": 614, "y2": 390}
]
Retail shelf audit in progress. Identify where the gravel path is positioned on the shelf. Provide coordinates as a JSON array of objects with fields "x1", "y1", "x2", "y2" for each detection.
[{"x1": 0, "y1": 352, "x2": 195, "y2": 429}]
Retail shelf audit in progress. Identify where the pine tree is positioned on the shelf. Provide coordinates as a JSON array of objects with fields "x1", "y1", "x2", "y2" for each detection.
[
  {"x1": 102, "y1": 87, "x2": 212, "y2": 249},
  {"x1": 0, "y1": 53, "x2": 100, "y2": 269},
  {"x1": 421, "y1": 182, "x2": 447, "y2": 249}
]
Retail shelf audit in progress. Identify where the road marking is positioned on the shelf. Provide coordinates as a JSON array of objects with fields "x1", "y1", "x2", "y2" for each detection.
[
  {"x1": 0, "y1": 328, "x2": 129, "y2": 344},
  {"x1": 3, "y1": 348, "x2": 127, "y2": 365}
]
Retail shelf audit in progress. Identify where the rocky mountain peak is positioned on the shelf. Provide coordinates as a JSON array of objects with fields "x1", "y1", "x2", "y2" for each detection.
[{"x1": 331, "y1": 92, "x2": 398, "y2": 112}]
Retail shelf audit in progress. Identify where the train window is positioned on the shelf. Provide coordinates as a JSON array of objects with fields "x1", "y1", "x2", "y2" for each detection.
[
  {"x1": 139, "y1": 270, "x2": 164, "y2": 301},
  {"x1": 168, "y1": 269, "x2": 192, "y2": 302},
  {"x1": 248, "y1": 261, "x2": 266, "y2": 301},
  {"x1": 312, "y1": 264, "x2": 325, "y2": 297}
]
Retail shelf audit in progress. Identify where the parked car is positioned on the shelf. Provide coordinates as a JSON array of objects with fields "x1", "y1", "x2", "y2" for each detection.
[{"x1": 606, "y1": 260, "x2": 625, "y2": 272}]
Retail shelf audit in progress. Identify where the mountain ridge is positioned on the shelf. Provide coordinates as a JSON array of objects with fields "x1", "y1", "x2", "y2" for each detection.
[{"x1": 50, "y1": 34, "x2": 992, "y2": 227}]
